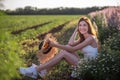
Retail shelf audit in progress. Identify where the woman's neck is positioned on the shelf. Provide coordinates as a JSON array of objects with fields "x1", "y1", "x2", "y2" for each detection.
[{"x1": 83, "y1": 33, "x2": 90, "y2": 39}]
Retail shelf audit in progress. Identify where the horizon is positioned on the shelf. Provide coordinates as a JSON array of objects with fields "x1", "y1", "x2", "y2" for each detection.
[{"x1": 1, "y1": 0, "x2": 120, "y2": 10}]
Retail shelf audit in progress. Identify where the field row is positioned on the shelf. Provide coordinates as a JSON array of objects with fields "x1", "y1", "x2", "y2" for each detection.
[{"x1": 0, "y1": 15, "x2": 81, "y2": 40}]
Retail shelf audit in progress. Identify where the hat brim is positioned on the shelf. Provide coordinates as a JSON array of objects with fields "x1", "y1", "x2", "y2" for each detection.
[{"x1": 39, "y1": 41, "x2": 52, "y2": 54}]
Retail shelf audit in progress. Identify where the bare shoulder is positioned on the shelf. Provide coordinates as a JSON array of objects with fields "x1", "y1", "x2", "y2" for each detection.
[
  {"x1": 85, "y1": 35, "x2": 95, "y2": 41},
  {"x1": 85, "y1": 35, "x2": 98, "y2": 47}
]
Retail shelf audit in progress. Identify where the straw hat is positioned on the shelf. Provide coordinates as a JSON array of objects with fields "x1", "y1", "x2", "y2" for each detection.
[{"x1": 37, "y1": 33, "x2": 58, "y2": 64}]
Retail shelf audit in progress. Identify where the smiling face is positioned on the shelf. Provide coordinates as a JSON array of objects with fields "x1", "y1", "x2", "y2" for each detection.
[
  {"x1": 78, "y1": 20, "x2": 89, "y2": 35},
  {"x1": 77, "y1": 16, "x2": 98, "y2": 42}
]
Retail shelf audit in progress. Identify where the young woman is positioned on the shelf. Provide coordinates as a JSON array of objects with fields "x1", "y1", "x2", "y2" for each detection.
[{"x1": 20, "y1": 16, "x2": 99, "y2": 79}]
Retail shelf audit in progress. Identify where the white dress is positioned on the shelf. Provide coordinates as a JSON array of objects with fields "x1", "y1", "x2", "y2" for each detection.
[
  {"x1": 81, "y1": 35, "x2": 98, "y2": 60},
  {"x1": 81, "y1": 45, "x2": 98, "y2": 60},
  {"x1": 71, "y1": 36, "x2": 98, "y2": 78}
]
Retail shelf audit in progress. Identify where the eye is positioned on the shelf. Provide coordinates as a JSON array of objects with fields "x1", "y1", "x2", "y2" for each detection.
[{"x1": 83, "y1": 24, "x2": 87, "y2": 26}]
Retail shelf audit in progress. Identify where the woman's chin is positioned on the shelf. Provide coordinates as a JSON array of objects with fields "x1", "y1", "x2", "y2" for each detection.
[{"x1": 80, "y1": 32, "x2": 86, "y2": 34}]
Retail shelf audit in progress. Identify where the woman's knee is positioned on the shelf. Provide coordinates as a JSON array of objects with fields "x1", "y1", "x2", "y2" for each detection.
[
  {"x1": 59, "y1": 50, "x2": 66, "y2": 56},
  {"x1": 58, "y1": 50, "x2": 71, "y2": 58},
  {"x1": 62, "y1": 50, "x2": 74, "y2": 56}
]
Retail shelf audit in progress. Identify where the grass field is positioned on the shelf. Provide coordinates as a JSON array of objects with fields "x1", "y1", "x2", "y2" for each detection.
[
  {"x1": 0, "y1": 15, "x2": 80, "y2": 39},
  {"x1": 0, "y1": 15, "x2": 82, "y2": 80},
  {"x1": 0, "y1": 14, "x2": 120, "y2": 80}
]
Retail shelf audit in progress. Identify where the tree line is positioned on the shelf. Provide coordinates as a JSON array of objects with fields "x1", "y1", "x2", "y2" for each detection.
[{"x1": 2, "y1": 6, "x2": 107, "y2": 15}]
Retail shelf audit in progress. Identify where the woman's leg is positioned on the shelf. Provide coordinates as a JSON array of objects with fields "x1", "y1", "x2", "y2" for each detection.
[{"x1": 36, "y1": 50, "x2": 79, "y2": 72}]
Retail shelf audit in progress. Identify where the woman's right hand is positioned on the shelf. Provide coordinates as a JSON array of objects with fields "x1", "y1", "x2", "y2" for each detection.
[{"x1": 75, "y1": 26, "x2": 78, "y2": 32}]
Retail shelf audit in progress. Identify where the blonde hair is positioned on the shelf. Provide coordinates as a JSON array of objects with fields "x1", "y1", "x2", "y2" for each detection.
[{"x1": 77, "y1": 16, "x2": 98, "y2": 42}]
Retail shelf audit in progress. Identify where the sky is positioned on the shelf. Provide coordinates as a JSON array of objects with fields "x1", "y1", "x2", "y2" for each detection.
[{"x1": 1, "y1": 0, "x2": 120, "y2": 10}]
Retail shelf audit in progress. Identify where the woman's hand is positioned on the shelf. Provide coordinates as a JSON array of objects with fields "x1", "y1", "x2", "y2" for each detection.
[
  {"x1": 68, "y1": 26, "x2": 78, "y2": 45},
  {"x1": 75, "y1": 26, "x2": 78, "y2": 32},
  {"x1": 48, "y1": 38, "x2": 56, "y2": 47}
]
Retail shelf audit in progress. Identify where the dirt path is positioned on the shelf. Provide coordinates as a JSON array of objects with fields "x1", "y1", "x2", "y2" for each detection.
[
  {"x1": 36, "y1": 21, "x2": 70, "y2": 39},
  {"x1": 11, "y1": 21, "x2": 52, "y2": 34},
  {"x1": 20, "y1": 20, "x2": 71, "y2": 55}
]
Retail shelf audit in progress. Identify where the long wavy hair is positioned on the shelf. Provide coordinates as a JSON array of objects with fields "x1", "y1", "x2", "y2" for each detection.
[{"x1": 77, "y1": 16, "x2": 98, "y2": 43}]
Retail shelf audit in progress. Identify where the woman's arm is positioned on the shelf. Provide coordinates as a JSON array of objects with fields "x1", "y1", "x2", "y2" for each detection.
[
  {"x1": 68, "y1": 27, "x2": 78, "y2": 46},
  {"x1": 50, "y1": 36, "x2": 94, "y2": 53}
]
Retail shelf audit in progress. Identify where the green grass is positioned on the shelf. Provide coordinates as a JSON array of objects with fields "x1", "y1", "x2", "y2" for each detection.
[{"x1": 0, "y1": 15, "x2": 81, "y2": 80}]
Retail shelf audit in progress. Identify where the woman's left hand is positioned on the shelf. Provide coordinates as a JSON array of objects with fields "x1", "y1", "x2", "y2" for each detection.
[{"x1": 48, "y1": 38, "x2": 56, "y2": 47}]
